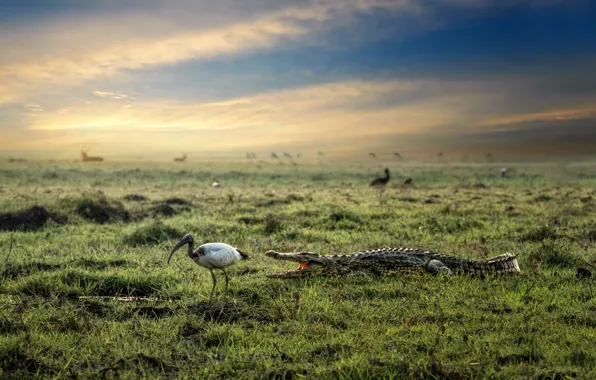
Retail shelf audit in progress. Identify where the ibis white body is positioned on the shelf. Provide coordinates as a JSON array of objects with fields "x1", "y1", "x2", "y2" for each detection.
[
  {"x1": 192, "y1": 242, "x2": 245, "y2": 269},
  {"x1": 167, "y1": 234, "x2": 249, "y2": 301}
]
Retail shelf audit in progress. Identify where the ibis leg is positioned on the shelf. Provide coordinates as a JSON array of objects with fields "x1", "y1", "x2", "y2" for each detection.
[
  {"x1": 222, "y1": 268, "x2": 230, "y2": 300},
  {"x1": 209, "y1": 269, "x2": 217, "y2": 302}
]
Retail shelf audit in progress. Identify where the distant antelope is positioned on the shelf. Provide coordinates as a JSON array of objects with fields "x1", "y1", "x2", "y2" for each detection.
[
  {"x1": 174, "y1": 153, "x2": 187, "y2": 162},
  {"x1": 80, "y1": 148, "x2": 104, "y2": 162}
]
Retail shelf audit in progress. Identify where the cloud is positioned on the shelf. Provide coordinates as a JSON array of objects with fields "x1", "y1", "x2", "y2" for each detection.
[
  {"x1": 24, "y1": 103, "x2": 43, "y2": 112},
  {"x1": 92, "y1": 91, "x2": 136, "y2": 100},
  {"x1": 0, "y1": 0, "x2": 555, "y2": 103},
  {"x1": 477, "y1": 105, "x2": 596, "y2": 129}
]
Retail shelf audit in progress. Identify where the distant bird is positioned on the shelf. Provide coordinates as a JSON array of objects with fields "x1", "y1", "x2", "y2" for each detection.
[
  {"x1": 271, "y1": 152, "x2": 279, "y2": 159},
  {"x1": 318, "y1": 151, "x2": 325, "y2": 156},
  {"x1": 370, "y1": 168, "x2": 390, "y2": 187},
  {"x1": 212, "y1": 180, "x2": 221, "y2": 188},
  {"x1": 500, "y1": 168, "x2": 508, "y2": 178},
  {"x1": 403, "y1": 178, "x2": 413, "y2": 185},
  {"x1": 369, "y1": 152, "x2": 377, "y2": 159},
  {"x1": 394, "y1": 152, "x2": 402, "y2": 159},
  {"x1": 167, "y1": 234, "x2": 249, "y2": 301},
  {"x1": 283, "y1": 152, "x2": 293, "y2": 160}
]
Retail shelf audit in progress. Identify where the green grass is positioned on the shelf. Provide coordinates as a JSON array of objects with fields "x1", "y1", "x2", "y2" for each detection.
[{"x1": 1, "y1": 159, "x2": 596, "y2": 378}]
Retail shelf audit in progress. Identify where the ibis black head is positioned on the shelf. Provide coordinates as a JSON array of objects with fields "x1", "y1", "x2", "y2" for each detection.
[
  {"x1": 384, "y1": 168, "x2": 390, "y2": 175},
  {"x1": 168, "y1": 234, "x2": 195, "y2": 264}
]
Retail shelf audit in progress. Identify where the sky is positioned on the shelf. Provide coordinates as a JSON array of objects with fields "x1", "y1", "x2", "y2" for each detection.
[{"x1": 0, "y1": 0, "x2": 595, "y2": 160}]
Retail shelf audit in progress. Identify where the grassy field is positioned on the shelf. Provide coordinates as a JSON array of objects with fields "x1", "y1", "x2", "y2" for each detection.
[{"x1": 1, "y1": 159, "x2": 596, "y2": 379}]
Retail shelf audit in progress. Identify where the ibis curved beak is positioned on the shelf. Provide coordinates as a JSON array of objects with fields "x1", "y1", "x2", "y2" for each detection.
[{"x1": 167, "y1": 239, "x2": 187, "y2": 264}]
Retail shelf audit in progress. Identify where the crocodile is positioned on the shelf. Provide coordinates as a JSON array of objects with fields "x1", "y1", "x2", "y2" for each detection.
[{"x1": 264, "y1": 248, "x2": 520, "y2": 278}]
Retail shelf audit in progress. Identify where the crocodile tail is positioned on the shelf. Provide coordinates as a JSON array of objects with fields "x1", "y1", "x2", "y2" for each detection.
[
  {"x1": 432, "y1": 253, "x2": 520, "y2": 276},
  {"x1": 485, "y1": 253, "x2": 520, "y2": 274}
]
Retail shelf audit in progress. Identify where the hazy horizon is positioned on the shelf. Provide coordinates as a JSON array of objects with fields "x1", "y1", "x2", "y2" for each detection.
[{"x1": 1, "y1": 0, "x2": 595, "y2": 159}]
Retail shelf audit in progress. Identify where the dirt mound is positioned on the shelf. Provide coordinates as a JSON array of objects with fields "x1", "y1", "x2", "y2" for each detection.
[
  {"x1": 0, "y1": 206, "x2": 65, "y2": 232},
  {"x1": 163, "y1": 197, "x2": 192, "y2": 206},
  {"x1": 76, "y1": 197, "x2": 131, "y2": 224},
  {"x1": 151, "y1": 203, "x2": 176, "y2": 216},
  {"x1": 151, "y1": 199, "x2": 191, "y2": 217},
  {"x1": 123, "y1": 194, "x2": 148, "y2": 202}
]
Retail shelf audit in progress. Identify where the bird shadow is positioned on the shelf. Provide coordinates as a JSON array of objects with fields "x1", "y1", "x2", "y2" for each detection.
[{"x1": 188, "y1": 298, "x2": 274, "y2": 324}]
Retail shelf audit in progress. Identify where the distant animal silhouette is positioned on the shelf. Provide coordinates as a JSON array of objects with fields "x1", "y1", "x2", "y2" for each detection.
[
  {"x1": 174, "y1": 153, "x2": 187, "y2": 162},
  {"x1": 80, "y1": 148, "x2": 104, "y2": 162},
  {"x1": 369, "y1": 152, "x2": 377, "y2": 159},
  {"x1": 283, "y1": 152, "x2": 293, "y2": 160},
  {"x1": 394, "y1": 152, "x2": 402, "y2": 159},
  {"x1": 212, "y1": 180, "x2": 221, "y2": 188},
  {"x1": 500, "y1": 168, "x2": 508, "y2": 178},
  {"x1": 271, "y1": 153, "x2": 279, "y2": 159},
  {"x1": 370, "y1": 168, "x2": 390, "y2": 187},
  {"x1": 403, "y1": 178, "x2": 413, "y2": 185}
]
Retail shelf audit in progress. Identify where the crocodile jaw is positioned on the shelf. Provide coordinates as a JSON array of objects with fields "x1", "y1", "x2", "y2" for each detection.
[{"x1": 264, "y1": 250, "x2": 322, "y2": 278}]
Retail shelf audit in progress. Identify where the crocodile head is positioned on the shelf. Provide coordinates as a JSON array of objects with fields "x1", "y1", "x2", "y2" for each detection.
[{"x1": 264, "y1": 250, "x2": 332, "y2": 278}]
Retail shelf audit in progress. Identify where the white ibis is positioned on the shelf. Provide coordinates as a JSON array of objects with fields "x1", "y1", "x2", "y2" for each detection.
[
  {"x1": 167, "y1": 234, "x2": 249, "y2": 300},
  {"x1": 370, "y1": 168, "x2": 390, "y2": 187}
]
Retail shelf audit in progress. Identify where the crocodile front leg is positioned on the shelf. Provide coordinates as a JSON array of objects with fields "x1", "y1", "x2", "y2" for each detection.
[{"x1": 426, "y1": 259, "x2": 454, "y2": 275}]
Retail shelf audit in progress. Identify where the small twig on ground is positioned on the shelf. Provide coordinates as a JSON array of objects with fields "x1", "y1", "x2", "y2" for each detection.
[{"x1": 5, "y1": 233, "x2": 15, "y2": 264}]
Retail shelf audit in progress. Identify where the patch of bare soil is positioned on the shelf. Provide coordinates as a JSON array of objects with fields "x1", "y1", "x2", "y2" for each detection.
[
  {"x1": 151, "y1": 203, "x2": 176, "y2": 216},
  {"x1": 150, "y1": 198, "x2": 192, "y2": 217},
  {"x1": 0, "y1": 205, "x2": 66, "y2": 232},
  {"x1": 123, "y1": 193, "x2": 148, "y2": 201},
  {"x1": 162, "y1": 197, "x2": 192, "y2": 206},
  {"x1": 76, "y1": 197, "x2": 131, "y2": 224}
]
